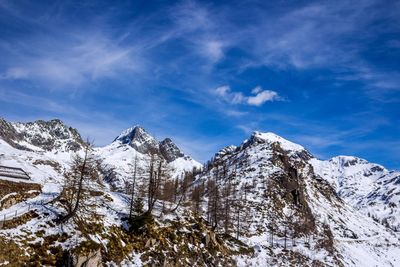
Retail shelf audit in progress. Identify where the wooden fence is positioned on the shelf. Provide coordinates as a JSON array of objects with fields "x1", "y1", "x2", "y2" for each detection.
[{"x1": 0, "y1": 165, "x2": 31, "y2": 180}]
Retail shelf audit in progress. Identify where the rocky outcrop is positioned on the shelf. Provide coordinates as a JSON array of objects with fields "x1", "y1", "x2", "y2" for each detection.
[
  {"x1": 159, "y1": 138, "x2": 183, "y2": 162},
  {"x1": 0, "y1": 118, "x2": 85, "y2": 152},
  {"x1": 0, "y1": 118, "x2": 27, "y2": 150},
  {"x1": 114, "y1": 126, "x2": 159, "y2": 154},
  {"x1": 195, "y1": 131, "x2": 361, "y2": 263},
  {"x1": 73, "y1": 249, "x2": 102, "y2": 267},
  {"x1": 57, "y1": 249, "x2": 102, "y2": 267},
  {"x1": 0, "y1": 179, "x2": 41, "y2": 210},
  {"x1": 114, "y1": 126, "x2": 190, "y2": 163},
  {"x1": 214, "y1": 145, "x2": 237, "y2": 161}
]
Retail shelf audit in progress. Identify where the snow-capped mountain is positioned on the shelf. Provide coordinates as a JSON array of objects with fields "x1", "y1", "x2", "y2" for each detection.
[
  {"x1": 113, "y1": 125, "x2": 185, "y2": 162},
  {"x1": 114, "y1": 125, "x2": 160, "y2": 155},
  {"x1": 0, "y1": 118, "x2": 85, "y2": 152},
  {"x1": 195, "y1": 131, "x2": 400, "y2": 266},
  {"x1": 310, "y1": 156, "x2": 400, "y2": 231},
  {"x1": 0, "y1": 118, "x2": 201, "y2": 191},
  {"x1": 0, "y1": 118, "x2": 399, "y2": 266},
  {"x1": 96, "y1": 125, "x2": 202, "y2": 189}
]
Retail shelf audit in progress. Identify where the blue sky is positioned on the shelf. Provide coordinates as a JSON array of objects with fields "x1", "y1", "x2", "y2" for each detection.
[{"x1": 0, "y1": 0, "x2": 399, "y2": 169}]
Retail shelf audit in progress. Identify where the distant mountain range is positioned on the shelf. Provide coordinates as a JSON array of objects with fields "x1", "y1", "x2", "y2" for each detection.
[{"x1": 0, "y1": 117, "x2": 399, "y2": 266}]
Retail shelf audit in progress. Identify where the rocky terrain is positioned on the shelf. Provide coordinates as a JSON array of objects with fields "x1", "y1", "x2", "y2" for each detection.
[
  {"x1": 310, "y1": 156, "x2": 400, "y2": 231},
  {"x1": 0, "y1": 117, "x2": 399, "y2": 266},
  {"x1": 194, "y1": 131, "x2": 400, "y2": 266},
  {"x1": 0, "y1": 118, "x2": 85, "y2": 152}
]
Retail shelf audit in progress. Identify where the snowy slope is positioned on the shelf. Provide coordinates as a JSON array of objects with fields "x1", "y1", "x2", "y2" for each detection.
[
  {"x1": 1, "y1": 118, "x2": 399, "y2": 266},
  {"x1": 96, "y1": 125, "x2": 202, "y2": 189},
  {"x1": 0, "y1": 118, "x2": 85, "y2": 152},
  {"x1": 196, "y1": 131, "x2": 400, "y2": 266},
  {"x1": 310, "y1": 156, "x2": 400, "y2": 231},
  {"x1": 0, "y1": 119, "x2": 202, "y2": 192}
]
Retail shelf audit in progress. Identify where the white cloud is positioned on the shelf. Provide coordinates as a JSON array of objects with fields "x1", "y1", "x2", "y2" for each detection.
[
  {"x1": 251, "y1": 86, "x2": 262, "y2": 94},
  {"x1": 247, "y1": 90, "x2": 279, "y2": 106},
  {"x1": 201, "y1": 40, "x2": 225, "y2": 62},
  {"x1": 215, "y1": 85, "x2": 230, "y2": 96},
  {"x1": 231, "y1": 92, "x2": 245, "y2": 104},
  {"x1": 214, "y1": 85, "x2": 281, "y2": 106}
]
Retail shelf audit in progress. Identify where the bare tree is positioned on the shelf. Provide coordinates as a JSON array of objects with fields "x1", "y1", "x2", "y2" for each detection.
[
  {"x1": 207, "y1": 168, "x2": 221, "y2": 230},
  {"x1": 147, "y1": 154, "x2": 157, "y2": 213},
  {"x1": 129, "y1": 156, "x2": 138, "y2": 220},
  {"x1": 191, "y1": 182, "x2": 205, "y2": 215},
  {"x1": 57, "y1": 142, "x2": 100, "y2": 223},
  {"x1": 235, "y1": 197, "x2": 242, "y2": 239},
  {"x1": 146, "y1": 154, "x2": 170, "y2": 213},
  {"x1": 222, "y1": 174, "x2": 232, "y2": 234}
]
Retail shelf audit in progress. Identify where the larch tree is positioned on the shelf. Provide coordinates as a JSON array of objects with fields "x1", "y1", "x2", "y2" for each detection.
[
  {"x1": 57, "y1": 141, "x2": 101, "y2": 224},
  {"x1": 128, "y1": 155, "x2": 139, "y2": 220},
  {"x1": 146, "y1": 154, "x2": 171, "y2": 213}
]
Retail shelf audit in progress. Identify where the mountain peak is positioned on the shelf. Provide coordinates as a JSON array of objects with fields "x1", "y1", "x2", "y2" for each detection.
[
  {"x1": 114, "y1": 125, "x2": 159, "y2": 154},
  {"x1": 248, "y1": 131, "x2": 305, "y2": 152},
  {"x1": 214, "y1": 145, "x2": 237, "y2": 160},
  {"x1": 327, "y1": 155, "x2": 387, "y2": 175},
  {"x1": 0, "y1": 118, "x2": 85, "y2": 152},
  {"x1": 159, "y1": 138, "x2": 184, "y2": 162},
  {"x1": 114, "y1": 125, "x2": 146, "y2": 143}
]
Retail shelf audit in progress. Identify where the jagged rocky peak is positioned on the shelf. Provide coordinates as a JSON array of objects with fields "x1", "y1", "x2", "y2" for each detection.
[
  {"x1": 330, "y1": 155, "x2": 386, "y2": 172},
  {"x1": 159, "y1": 138, "x2": 183, "y2": 162},
  {"x1": 0, "y1": 117, "x2": 85, "y2": 152},
  {"x1": 241, "y1": 131, "x2": 313, "y2": 161},
  {"x1": 248, "y1": 131, "x2": 304, "y2": 150},
  {"x1": 0, "y1": 118, "x2": 19, "y2": 145},
  {"x1": 114, "y1": 126, "x2": 186, "y2": 162},
  {"x1": 214, "y1": 145, "x2": 237, "y2": 160},
  {"x1": 114, "y1": 125, "x2": 160, "y2": 154}
]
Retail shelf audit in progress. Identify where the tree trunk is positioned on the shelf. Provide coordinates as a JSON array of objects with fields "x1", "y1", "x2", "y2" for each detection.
[{"x1": 129, "y1": 156, "x2": 138, "y2": 219}]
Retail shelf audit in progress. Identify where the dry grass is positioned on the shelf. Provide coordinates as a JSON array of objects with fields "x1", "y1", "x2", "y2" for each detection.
[
  {"x1": 1, "y1": 210, "x2": 39, "y2": 229},
  {"x1": 0, "y1": 179, "x2": 41, "y2": 210},
  {"x1": 0, "y1": 237, "x2": 30, "y2": 266}
]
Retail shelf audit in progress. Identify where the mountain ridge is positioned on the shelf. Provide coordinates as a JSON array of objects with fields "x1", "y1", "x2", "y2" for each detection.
[{"x1": 0, "y1": 117, "x2": 399, "y2": 266}]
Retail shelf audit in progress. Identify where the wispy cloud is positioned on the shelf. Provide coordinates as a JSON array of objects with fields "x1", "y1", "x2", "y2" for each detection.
[
  {"x1": 0, "y1": 33, "x2": 142, "y2": 88},
  {"x1": 214, "y1": 85, "x2": 281, "y2": 106},
  {"x1": 167, "y1": 0, "x2": 230, "y2": 66},
  {"x1": 0, "y1": 67, "x2": 29, "y2": 80},
  {"x1": 0, "y1": 0, "x2": 399, "y2": 169}
]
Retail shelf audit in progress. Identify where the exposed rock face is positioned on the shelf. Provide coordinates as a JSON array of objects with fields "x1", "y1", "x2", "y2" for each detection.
[
  {"x1": 0, "y1": 118, "x2": 85, "y2": 152},
  {"x1": 73, "y1": 249, "x2": 102, "y2": 267},
  {"x1": 114, "y1": 126, "x2": 159, "y2": 154},
  {"x1": 113, "y1": 126, "x2": 191, "y2": 163},
  {"x1": 198, "y1": 132, "x2": 326, "y2": 237},
  {"x1": 195, "y1": 131, "x2": 399, "y2": 265},
  {"x1": 159, "y1": 138, "x2": 183, "y2": 162},
  {"x1": 0, "y1": 118, "x2": 27, "y2": 150},
  {"x1": 310, "y1": 155, "x2": 400, "y2": 231},
  {"x1": 58, "y1": 249, "x2": 102, "y2": 267},
  {"x1": 214, "y1": 145, "x2": 237, "y2": 161},
  {"x1": 0, "y1": 179, "x2": 41, "y2": 210}
]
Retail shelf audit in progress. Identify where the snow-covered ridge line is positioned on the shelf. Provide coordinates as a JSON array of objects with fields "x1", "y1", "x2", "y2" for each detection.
[
  {"x1": 1, "y1": 117, "x2": 400, "y2": 266},
  {"x1": 1, "y1": 117, "x2": 399, "y2": 233},
  {"x1": 0, "y1": 118, "x2": 202, "y2": 193},
  {"x1": 0, "y1": 117, "x2": 85, "y2": 152},
  {"x1": 250, "y1": 131, "x2": 306, "y2": 152},
  {"x1": 196, "y1": 127, "x2": 400, "y2": 266}
]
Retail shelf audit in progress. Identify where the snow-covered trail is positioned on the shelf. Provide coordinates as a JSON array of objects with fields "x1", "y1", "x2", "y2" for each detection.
[
  {"x1": 0, "y1": 178, "x2": 61, "y2": 222},
  {"x1": 0, "y1": 193, "x2": 57, "y2": 221}
]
